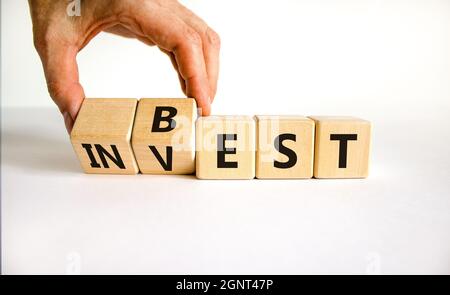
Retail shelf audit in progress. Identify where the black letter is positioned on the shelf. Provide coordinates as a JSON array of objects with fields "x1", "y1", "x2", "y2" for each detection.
[
  {"x1": 81, "y1": 143, "x2": 101, "y2": 168},
  {"x1": 217, "y1": 134, "x2": 238, "y2": 168},
  {"x1": 94, "y1": 144, "x2": 126, "y2": 169},
  {"x1": 149, "y1": 146, "x2": 173, "y2": 171},
  {"x1": 330, "y1": 134, "x2": 358, "y2": 168},
  {"x1": 274, "y1": 133, "x2": 297, "y2": 169},
  {"x1": 152, "y1": 106, "x2": 177, "y2": 132}
]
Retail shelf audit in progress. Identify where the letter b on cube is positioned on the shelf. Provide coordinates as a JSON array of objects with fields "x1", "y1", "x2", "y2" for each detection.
[{"x1": 132, "y1": 98, "x2": 196, "y2": 174}]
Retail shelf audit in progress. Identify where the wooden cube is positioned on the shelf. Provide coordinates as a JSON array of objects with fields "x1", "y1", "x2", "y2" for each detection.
[
  {"x1": 256, "y1": 116, "x2": 315, "y2": 179},
  {"x1": 70, "y1": 98, "x2": 139, "y2": 174},
  {"x1": 310, "y1": 116, "x2": 371, "y2": 178},
  {"x1": 131, "y1": 98, "x2": 196, "y2": 174},
  {"x1": 196, "y1": 116, "x2": 255, "y2": 179}
]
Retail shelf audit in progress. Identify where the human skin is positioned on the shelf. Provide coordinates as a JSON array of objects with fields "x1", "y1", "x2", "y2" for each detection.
[{"x1": 28, "y1": 0, "x2": 220, "y2": 132}]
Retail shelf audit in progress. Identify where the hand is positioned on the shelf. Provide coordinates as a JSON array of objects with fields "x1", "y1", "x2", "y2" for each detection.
[{"x1": 28, "y1": 0, "x2": 220, "y2": 132}]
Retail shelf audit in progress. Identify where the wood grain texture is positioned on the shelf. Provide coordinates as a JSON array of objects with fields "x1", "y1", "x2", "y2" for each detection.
[
  {"x1": 256, "y1": 116, "x2": 315, "y2": 179},
  {"x1": 196, "y1": 116, "x2": 255, "y2": 179},
  {"x1": 70, "y1": 98, "x2": 139, "y2": 174},
  {"x1": 309, "y1": 116, "x2": 371, "y2": 178},
  {"x1": 131, "y1": 98, "x2": 196, "y2": 174}
]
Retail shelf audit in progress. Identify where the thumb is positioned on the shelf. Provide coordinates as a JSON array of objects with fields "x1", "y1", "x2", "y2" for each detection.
[{"x1": 38, "y1": 44, "x2": 85, "y2": 133}]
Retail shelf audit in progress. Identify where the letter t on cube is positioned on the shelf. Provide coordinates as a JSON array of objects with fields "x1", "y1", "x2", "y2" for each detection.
[
  {"x1": 132, "y1": 98, "x2": 196, "y2": 174},
  {"x1": 310, "y1": 116, "x2": 372, "y2": 178}
]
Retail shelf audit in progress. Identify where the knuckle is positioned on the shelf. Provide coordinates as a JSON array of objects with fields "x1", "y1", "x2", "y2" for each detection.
[
  {"x1": 32, "y1": 33, "x2": 48, "y2": 53},
  {"x1": 183, "y1": 28, "x2": 202, "y2": 48},
  {"x1": 46, "y1": 81, "x2": 65, "y2": 100},
  {"x1": 32, "y1": 29, "x2": 56, "y2": 55},
  {"x1": 205, "y1": 27, "x2": 221, "y2": 49}
]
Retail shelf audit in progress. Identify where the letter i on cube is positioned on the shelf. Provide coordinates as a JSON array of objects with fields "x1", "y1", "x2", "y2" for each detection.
[
  {"x1": 70, "y1": 99, "x2": 372, "y2": 179},
  {"x1": 70, "y1": 98, "x2": 139, "y2": 174}
]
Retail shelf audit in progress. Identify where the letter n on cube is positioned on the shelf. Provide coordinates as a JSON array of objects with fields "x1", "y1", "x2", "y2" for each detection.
[{"x1": 70, "y1": 98, "x2": 139, "y2": 174}]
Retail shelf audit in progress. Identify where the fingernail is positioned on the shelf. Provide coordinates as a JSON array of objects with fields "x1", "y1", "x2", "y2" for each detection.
[{"x1": 197, "y1": 107, "x2": 203, "y2": 117}]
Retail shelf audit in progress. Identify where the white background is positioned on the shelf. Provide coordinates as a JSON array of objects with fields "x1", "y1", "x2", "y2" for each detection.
[
  {"x1": 3, "y1": 0, "x2": 450, "y2": 116},
  {"x1": 2, "y1": 0, "x2": 450, "y2": 274}
]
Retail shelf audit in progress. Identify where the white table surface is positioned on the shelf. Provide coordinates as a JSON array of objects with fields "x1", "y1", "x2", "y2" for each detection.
[{"x1": 2, "y1": 107, "x2": 449, "y2": 274}]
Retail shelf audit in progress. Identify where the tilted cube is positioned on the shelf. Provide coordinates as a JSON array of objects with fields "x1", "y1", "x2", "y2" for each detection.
[
  {"x1": 132, "y1": 98, "x2": 196, "y2": 174},
  {"x1": 70, "y1": 98, "x2": 139, "y2": 174}
]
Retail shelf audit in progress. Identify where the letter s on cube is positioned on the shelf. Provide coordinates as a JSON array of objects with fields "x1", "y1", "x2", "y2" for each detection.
[{"x1": 256, "y1": 116, "x2": 315, "y2": 179}]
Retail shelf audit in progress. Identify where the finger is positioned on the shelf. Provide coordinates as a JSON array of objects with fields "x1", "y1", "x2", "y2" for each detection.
[
  {"x1": 175, "y1": 5, "x2": 221, "y2": 102},
  {"x1": 104, "y1": 24, "x2": 139, "y2": 38},
  {"x1": 203, "y1": 27, "x2": 220, "y2": 102},
  {"x1": 135, "y1": 35, "x2": 156, "y2": 47},
  {"x1": 127, "y1": 4, "x2": 211, "y2": 115},
  {"x1": 37, "y1": 43, "x2": 85, "y2": 133},
  {"x1": 106, "y1": 24, "x2": 157, "y2": 47}
]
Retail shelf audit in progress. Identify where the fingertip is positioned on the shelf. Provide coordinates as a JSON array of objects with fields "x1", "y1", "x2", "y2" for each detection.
[
  {"x1": 209, "y1": 78, "x2": 218, "y2": 103},
  {"x1": 178, "y1": 74, "x2": 187, "y2": 95},
  {"x1": 56, "y1": 85, "x2": 84, "y2": 134},
  {"x1": 63, "y1": 111, "x2": 74, "y2": 134},
  {"x1": 196, "y1": 98, "x2": 211, "y2": 116},
  {"x1": 184, "y1": 75, "x2": 211, "y2": 116},
  {"x1": 67, "y1": 94, "x2": 84, "y2": 122}
]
